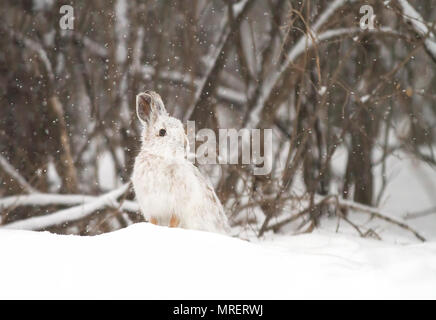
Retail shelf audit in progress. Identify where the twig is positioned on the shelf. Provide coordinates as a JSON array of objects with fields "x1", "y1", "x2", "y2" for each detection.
[
  {"x1": 334, "y1": 197, "x2": 426, "y2": 242},
  {"x1": 396, "y1": 0, "x2": 436, "y2": 62},
  {"x1": 265, "y1": 195, "x2": 333, "y2": 233},
  {"x1": 0, "y1": 155, "x2": 38, "y2": 194},
  {"x1": 404, "y1": 206, "x2": 436, "y2": 220},
  {"x1": 246, "y1": 0, "x2": 359, "y2": 128},
  {"x1": 184, "y1": 0, "x2": 254, "y2": 122},
  {"x1": 260, "y1": 192, "x2": 426, "y2": 242}
]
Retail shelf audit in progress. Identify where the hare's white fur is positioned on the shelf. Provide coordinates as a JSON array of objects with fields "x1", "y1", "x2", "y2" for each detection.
[{"x1": 131, "y1": 91, "x2": 230, "y2": 234}]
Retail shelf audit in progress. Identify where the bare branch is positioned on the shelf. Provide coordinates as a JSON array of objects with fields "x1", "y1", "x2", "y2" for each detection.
[
  {"x1": 0, "y1": 192, "x2": 139, "y2": 213},
  {"x1": 0, "y1": 155, "x2": 38, "y2": 194},
  {"x1": 396, "y1": 0, "x2": 436, "y2": 62},
  {"x1": 2, "y1": 184, "x2": 132, "y2": 230},
  {"x1": 184, "y1": 0, "x2": 254, "y2": 123},
  {"x1": 334, "y1": 197, "x2": 426, "y2": 242},
  {"x1": 404, "y1": 206, "x2": 436, "y2": 220},
  {"x1": 260, "y1": 193, "x2": 426, "y2": 242}
]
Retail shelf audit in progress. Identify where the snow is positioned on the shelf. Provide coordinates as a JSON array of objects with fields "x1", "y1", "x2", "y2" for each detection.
[
  {"x1": 398, "y1": 0, "x2": 430, "y2": 36},
  {"x1": 318, "y1": 86, "x2": 327, "y2": 96},
  {"x1": 0, "y1": 223, "x2": 435, "y2": 299},
  {"x1": 360, "y1": 94, "x2": 370, "y2": 103}
]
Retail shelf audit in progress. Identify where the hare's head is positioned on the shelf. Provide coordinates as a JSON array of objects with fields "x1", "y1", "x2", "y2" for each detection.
[{"x1": 136, "y1": 91, "x2": 188, "y2": 159}]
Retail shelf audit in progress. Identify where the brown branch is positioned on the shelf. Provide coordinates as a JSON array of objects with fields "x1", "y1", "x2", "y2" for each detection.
[
  {"x1": 48, "y1": 96, "x2": 78, "y2": 193},
  {"x1": 0, "y1": 155, "x2": 38, "y2": 194},
  {"x1": 185, "y1": 0, "x2": 255, "y2": 128},
  {"x1": 334, "y1": 197, "x2": 426, "y2": 242}
]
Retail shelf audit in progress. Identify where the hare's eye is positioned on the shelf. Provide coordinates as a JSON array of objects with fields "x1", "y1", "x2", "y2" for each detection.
[{"x1": 159, "y1": 128, "x2": 166, "y2": 137}]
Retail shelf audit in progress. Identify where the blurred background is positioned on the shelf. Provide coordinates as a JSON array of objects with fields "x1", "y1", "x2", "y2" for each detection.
[{"x1": 0, "y1": 0, "x2": 435, "y2": 241}]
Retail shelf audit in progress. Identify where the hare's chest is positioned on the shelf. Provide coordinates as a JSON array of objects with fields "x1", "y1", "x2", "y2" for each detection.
[
  {"x1": 132, "y1": 158, "x2": 196, "y2": 216},
  {"x1": 133, "y1": 161, "x2": 188, "y2": 193}
]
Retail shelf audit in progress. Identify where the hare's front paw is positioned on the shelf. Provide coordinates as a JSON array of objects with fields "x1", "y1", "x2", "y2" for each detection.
[{"x1": 169, "y1": 214, "x2": 180, "y2": 228}]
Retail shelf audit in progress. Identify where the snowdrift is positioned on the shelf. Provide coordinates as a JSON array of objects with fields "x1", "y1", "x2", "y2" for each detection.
[{"x1": 1, "y1": 223, "x2": 435, "y2": 299}]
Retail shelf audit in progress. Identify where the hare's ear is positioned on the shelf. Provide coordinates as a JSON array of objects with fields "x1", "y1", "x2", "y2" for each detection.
[
  {"x1": 136, "y1": 91, "x2": 167, "y2": 125},
  {"x1": 136, "y1": 92, "x2": 154, "y2": 125}
]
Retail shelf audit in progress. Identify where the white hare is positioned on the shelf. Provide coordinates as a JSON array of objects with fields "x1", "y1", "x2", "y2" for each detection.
[{"x1": 131, "y1": 91, "x2": 230, "y2": 234}]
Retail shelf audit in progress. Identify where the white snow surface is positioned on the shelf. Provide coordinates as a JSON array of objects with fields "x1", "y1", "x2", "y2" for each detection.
[{"x1": 1, "y1": 223, "x2": 435, "y2": 299}]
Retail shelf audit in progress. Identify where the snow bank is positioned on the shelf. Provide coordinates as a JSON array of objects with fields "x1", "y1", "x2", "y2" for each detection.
[{"x1": 1, "y1": 223, "x2": 435, "y2": 299}]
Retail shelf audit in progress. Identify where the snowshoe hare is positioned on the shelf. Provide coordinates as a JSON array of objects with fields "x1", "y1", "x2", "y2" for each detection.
[{"x1": 131, "y1": 91, "x2": 230, "y2": 234}]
